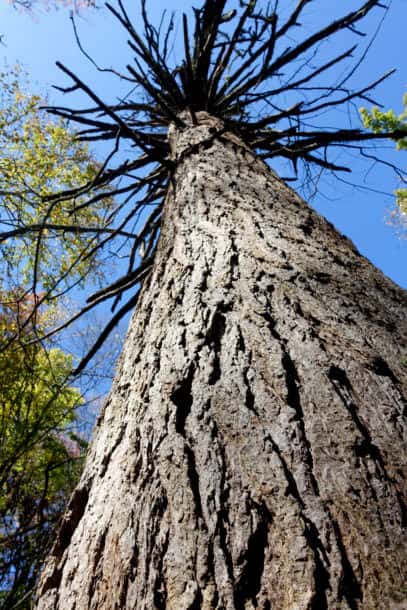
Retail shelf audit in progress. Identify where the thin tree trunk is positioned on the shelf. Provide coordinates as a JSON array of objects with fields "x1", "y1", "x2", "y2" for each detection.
[{"x1": 37, "y1": 114, "x2": 407, "y2": 610}]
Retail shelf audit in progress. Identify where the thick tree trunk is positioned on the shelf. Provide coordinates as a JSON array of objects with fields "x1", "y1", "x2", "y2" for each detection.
[{"x1": 37, "y1": 114, "x2": 407, "y2": 610}]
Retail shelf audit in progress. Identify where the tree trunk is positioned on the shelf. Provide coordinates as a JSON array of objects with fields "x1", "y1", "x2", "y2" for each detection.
[{"x1": 37, "y1": 114, "x2": 407, "y2": 610}]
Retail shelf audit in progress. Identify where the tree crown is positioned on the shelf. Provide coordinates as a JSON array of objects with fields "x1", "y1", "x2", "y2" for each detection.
[{"x1": 3, "y1": 0, "x2": 407, "y2": 372}]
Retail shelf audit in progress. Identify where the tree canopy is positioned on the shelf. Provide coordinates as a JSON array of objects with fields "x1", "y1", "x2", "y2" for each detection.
[{"x1": 2, "y1": 0, "x2": 407, "y2": 372}]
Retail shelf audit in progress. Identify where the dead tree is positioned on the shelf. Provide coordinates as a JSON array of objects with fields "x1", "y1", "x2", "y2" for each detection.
[{"x1": 20, "y1": 1, "x2": 407, "y2": 608}]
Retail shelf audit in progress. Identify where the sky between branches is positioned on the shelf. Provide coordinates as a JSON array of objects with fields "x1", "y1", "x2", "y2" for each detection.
[{"x1": 0, "y1": 0, "x2": 406, "y2": 288}]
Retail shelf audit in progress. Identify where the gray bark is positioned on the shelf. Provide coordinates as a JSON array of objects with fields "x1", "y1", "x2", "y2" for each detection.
[{"x1": 37, "y1": 113, "x2": 407, "y2": 610}]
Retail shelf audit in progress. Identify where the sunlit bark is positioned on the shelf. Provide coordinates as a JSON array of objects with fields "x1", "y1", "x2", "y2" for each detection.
[{"x1": 37, "y1": 114, "x2": 407, "y2": 610}]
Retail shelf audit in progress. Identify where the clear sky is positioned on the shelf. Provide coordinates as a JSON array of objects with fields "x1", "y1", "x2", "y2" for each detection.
[{"x1": 1, "y1": 0, "x2": 406, "y2": 291}]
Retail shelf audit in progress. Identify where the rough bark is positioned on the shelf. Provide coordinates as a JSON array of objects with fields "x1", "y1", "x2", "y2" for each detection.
[{"x1": 37, "y1": 113, "x2": 407, "y2": 610}]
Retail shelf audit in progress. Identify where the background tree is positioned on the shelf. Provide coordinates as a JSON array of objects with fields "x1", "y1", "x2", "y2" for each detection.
[
  {"x1": 0, "y1": 0, "x2": 403, "y2": 608},
  {"x1": 0, "y1": 65, "x2": 121, "y2": 346},
  {"x1": 361, "y1": 93, "x2": 407, "y2": 227},
  {"x1": 0, "y1": 67, "x2": 117, "y2": 608},
  {"x1": 0, "y1": 290, "x2": 87, "y2": 610}
]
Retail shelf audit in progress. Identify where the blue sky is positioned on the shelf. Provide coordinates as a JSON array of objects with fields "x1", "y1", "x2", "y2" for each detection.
[{"x1": 0, "y1": 0, "x2": 406, "y2": 292}]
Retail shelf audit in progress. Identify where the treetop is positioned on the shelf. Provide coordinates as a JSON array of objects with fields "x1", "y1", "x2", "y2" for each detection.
[{"x1": 3, "y1": 0, "x2": 407, "y2": 372}]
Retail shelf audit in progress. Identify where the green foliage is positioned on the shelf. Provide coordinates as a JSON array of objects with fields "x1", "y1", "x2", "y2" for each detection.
[
  {"x1": 0, "y1": 65, "x2": 114, "y2": 296},
  {"x1": 360, "y1": 100, "x2": 407, "y2": 149},
  {"x1": 0, "y1": 67, "x2": 108, "y2": 607},
  {"x1": 0, "y1": 291, "x2": 87, "y2": 609},
  {"x1": 360, "y1": 94, "x2": 407, "y2": 214}
]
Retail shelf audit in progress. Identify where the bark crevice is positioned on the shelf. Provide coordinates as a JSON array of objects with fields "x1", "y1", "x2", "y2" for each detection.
[
  {"x1": 171, "y1": 363, "x2": 195, "y2": 436},
  {"x1": 281, "y1": 350, "x2": 320, "y2": 496},
  {"x1": 303, "y1": 516, "x2": 331, "y2": 610},
  {"x1": 331, "y1": 518, "x2": 363, "y2": 610},
  {"x1": 234, "y1": 499, "x2": 272, "y2": 610}
]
